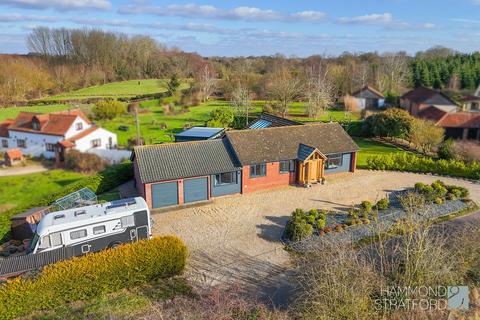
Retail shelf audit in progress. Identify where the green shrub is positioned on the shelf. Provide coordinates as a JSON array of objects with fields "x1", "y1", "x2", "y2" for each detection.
[
  {"x1": 366, "y1": 153, "x2": 480, "y2": 180},
  {"x1": 285, "y1": 218, "x2": 313, "y2": 241},
  {"x1": 360, "y1": 210, "x2": 369, "y2": 219},
  {"x1": 92, "y1": 99, "x2": 127, "y2": 120},
  {"x1": 447, "y1": 186, "x2": 469, "y2": 199},
  {"x1": 318, "y1": 210, "x2": 328, "y2": 221},
  {"x1": 308, "y1": 209, "x2": 319, "y2": 219},
  {"x1": 306, "y1": 215, "x2": 316, "y2": 225},
  {"x1": 434, "y1": 197, "x2": 444, "y2": 205},
  {"x1": 446, "y1": 193, "x2": 456, "y2": 201},
  {"x1": 438, "y1": 138, "x2": 455, "y2": 160},
  {"x1": 348, "y1": 209, "x2": 359, "y2": 219},
  {"x1": 316, "y1": 219, "x2": 326, "y2": 230},
  {"x1": 291, "y1": 208, "x2": 307, "y2": 220},
  {"x1": 363, "y1": 108, "x2": 414, "y2": 139},
  {"x1": 375, "y1": 198, "x2": 389, "y2": 210},
  {"x1": 359, "y1": 201, "x2": 373, "y2": 213},
  {"x1": 208, "y1": 107, "x2": 234, "y2": 128},
  {"x1": 0, "y1": 236, "x2": 187, "y2": 319}
]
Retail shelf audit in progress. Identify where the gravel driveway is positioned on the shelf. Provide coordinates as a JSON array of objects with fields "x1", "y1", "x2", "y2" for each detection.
[{"x1": 152, "y1": 170, "x2": 480, "y2": 305}]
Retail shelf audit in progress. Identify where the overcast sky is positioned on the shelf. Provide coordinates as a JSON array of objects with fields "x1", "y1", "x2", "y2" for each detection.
[{"x1": 1, "y1": 0, "x2": 480, "y2": 56}]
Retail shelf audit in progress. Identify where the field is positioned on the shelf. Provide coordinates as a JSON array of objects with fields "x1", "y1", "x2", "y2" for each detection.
[
  {"x1": 354, "y1": 137, "x2": 411, "y2": 167},
  {"x1": 0, "y1": 170, "x2": 84, "y2": 213},
  {"x1": 45, "y1": 79, "x2": 189, "y2": 101},
  {"x1": 0, "y1": 104, "x2": 90, "y2": 122}
]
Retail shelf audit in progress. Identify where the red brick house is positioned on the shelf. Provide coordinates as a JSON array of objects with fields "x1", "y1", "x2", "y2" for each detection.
[
  {"x1": 132, "y1": 123, "x2": 359, "y2": 209},
  {"x1": 401, "y1": 86, "x2": 457, "y2": 116}
]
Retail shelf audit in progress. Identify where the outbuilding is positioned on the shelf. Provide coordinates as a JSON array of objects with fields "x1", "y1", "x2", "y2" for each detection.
[{"x1": 175, "y1": 127, "x2": 225, "y2": 142}]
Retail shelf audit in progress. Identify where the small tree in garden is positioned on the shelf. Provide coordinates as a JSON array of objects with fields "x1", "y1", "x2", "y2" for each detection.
[
  {"x1": 408, "y1": 119, "x2": 444, "y2": 154},
  {"x1": 166, "y1": 74, "x2": 181, "y2": 96},
  {"x1": 207, "y1": 107, "x2": 234, "y2": 128},
  {"x1": 438, "y1": 138, "x2": 455, "y2": 160},
  {"x1": 64, "y1": 150, "x2": 106, "y2": 173},
  {"x1": 92, "y1": 99, "x2": 127, "y2": 120},
  {"x1": 363, "y1": 108, "x2": 414, "y2": 139}
]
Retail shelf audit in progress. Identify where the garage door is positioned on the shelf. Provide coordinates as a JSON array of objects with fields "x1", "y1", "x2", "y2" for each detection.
[
  {"x1": 151, "y1": 182, "x2": 178, "y2": 208},
  {"x1": 184, "y1": 177, "x2": 208, "y2": 203}
]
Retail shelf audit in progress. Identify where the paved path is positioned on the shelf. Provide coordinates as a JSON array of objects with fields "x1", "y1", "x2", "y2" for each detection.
[
  {"x1": 0, "y1": 165, "x2": 48, "y2": 177},
  {"x1": 152, "y1": 170, "x2": 480, "y2": 306}
]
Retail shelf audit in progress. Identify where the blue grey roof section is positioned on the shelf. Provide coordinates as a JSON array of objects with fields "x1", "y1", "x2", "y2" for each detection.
[
  {"x1": 133, "y1": 139, "x2": 241, "y2": 183},
  {"x1": 175, "y1": 127, "x2": 224, "y2": 139},
  {"x1": 297, "y1": 144, "x2": 317, "y2": 161},
  {"x1": 249, "y1": 119, "x2": 272, "y2": 129}
]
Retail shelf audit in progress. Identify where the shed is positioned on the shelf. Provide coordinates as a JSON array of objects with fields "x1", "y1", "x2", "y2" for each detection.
[
  {"x1": 351, "y1": 85, "x2": 385, "y2": 109},
  {"x1": 4, "y1": 149, "x2": 23, "y2": 166},
  {"x1": 175, "y1": 127, "x2": 225, "y2": 142},
  {"x1": 10, "y1": 207, "x2": 49, "y2": 240}
]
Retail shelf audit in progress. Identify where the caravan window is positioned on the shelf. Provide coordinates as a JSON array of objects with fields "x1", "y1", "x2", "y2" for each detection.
[
  {"x1": 93, "y1": 225, "x2": 106, "y2": 235},
  {"x1": 39, "y1": 235, "x2": 51, "y2": 249},
  {"x1": 50, "y1": 232, "x2": 63, "y2": 246},
  {"x1": 121, "y1": 215, "x2": 135, "y2": 228},
  {"x1": 70, "y1": 229, "x2": 87, "y2": 240}
]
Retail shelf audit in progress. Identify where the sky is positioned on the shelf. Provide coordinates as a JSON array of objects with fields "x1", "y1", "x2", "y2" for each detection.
[{"x1": 0, "y1": 0, "x2": 480, "y2": 57}]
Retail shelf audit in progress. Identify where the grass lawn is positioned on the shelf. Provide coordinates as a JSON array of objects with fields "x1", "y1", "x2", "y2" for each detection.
[
  {"x1": 354, "y1": 137, "x2": 411, "y2": 168},
  {"x1": 0, "y1": 104, "x2": 92, "y2": 122},
  {"x1": 0, "y1": 170, "x2": 85, "y2": 213},
  {"x1": 45, "y1": 79, "x2": 190, "y2": 101}
]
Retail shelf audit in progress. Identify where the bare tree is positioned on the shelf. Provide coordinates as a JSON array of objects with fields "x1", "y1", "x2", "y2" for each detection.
[
  {"x1": 304, "y1": 65, "x2": 335, "y2": 118},
  {"x1": 27, "y1": 27, "x2": 52, "y2": 57},
  {"x1": 230, "y1": 82, "x2": 253, "y2": 127},
  {"x1": 377, "y1": 52, "x2": 408, "y2": 95},
  {"x1": 268, "y1": 67, "x2": 302, "y2": 117},
  {"x1": 197, "y1": 63, "x2": 217, "y2": 102}
]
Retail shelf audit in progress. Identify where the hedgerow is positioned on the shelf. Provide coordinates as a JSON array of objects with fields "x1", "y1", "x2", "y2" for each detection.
[
  {"x1": 366, "y1": 153, "x2": 480, "y2": 180},
  {"x1": 0, "y1": 236, "x2": 188, "y2": 320},
  {"x1": 0, "y1": 162, "x2": 133, "y2": 242}
]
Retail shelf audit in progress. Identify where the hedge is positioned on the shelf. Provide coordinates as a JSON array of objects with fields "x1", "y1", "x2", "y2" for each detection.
[
  {"x1": 366, "y1": 153, "x2": 480, "y2": 180},
  {"x1": 0, "y1": 236, "x2": 188, "y2": 320},
  {"x1": 0, "y1": 162, "x2": 133, "y2": 242}
]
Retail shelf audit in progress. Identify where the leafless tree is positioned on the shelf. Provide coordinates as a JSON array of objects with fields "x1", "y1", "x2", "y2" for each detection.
[
  {"x1": 304, "y1": 65, "x2": 335, "y2": 118},
  {"x1": 197, "y1": 63, "x2": 217, "y2": 102},
  {"x1": 268, "y1": 67, "x2": 302, "y2": 117},
  {"x1": 230, "y1": 82, "x2": 253, "y2": 126},
  {"x1": 377, "y1": 52, "x2": 408, "y2": 94}
]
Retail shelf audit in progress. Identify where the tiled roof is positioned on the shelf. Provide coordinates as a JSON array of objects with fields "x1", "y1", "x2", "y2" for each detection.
[
  {"x1": 297, "y1": 144, "x2": 326, "y2": 161},
  {"x1": 437, "y1": 112, "x2": 480, "y2": 128},
  {"x1": 7, "y1": 109, "x2": 90, "y2": 136},
  {"x1": 226, "y1": 123, "x2": 359, "y2": 166},
  {"x1": 5, "y1": 148, "x2": 22, "y2": 159},
  {"x1": 0, "y1": 119, "x2": 13, "y2": 137},
  {"x1": 247, "y1": 113, "x2": 302, "y2": 129},
  {"x1": 352, "y1": 85, "x2": 384, "y2": 99},
  {"x1": 67, "y1": 126, "x2": 98, "y2": 142},
  {"x1": 132, "y1": 139, "x2": 242, "y2": 183},
  {"x1": 459, "y1": 94, "x2": 480, "y2": 102},
  {"x1": 401, "y1": 86, "x2": 456, "y2": 105},
  {"x1": 418, "y1": 106, "x2": 448, "y2": 122}
]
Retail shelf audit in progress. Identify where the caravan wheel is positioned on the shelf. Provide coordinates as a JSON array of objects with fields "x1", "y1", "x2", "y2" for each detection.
[{"x1": 108, "y1": 241, "x2": 121, "y2": 249}]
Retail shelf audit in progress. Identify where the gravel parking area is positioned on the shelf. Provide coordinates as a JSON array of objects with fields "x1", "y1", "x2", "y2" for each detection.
[{"x1": 152, "y1": 170, "x2": 480, "y2": 304}]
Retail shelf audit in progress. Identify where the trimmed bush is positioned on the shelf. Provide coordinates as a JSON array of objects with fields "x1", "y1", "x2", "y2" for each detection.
[
  {"x1": 323, "y1": 226, "x2": 333, "y2": 233},
  {"x1": 306, "y1": 215, "x2": 316, "y2": 225},
  {"x1": 0, "y1": 236, "x2": 188, "y2": 319},
  {"x1": 316, "y1": 219, "x2": 326, "y2": 230},
  {"x1": 308, "y1": 209, "x2": 319, "y2": 219},
  {"x1": 285, "y1": 209, "x2": 313, "y2": 241},
  {"x1": 366, "y1": 153, "x2": 480, "y2": 180},
  {"x1": 375, "y1": 198, "x2": 389, "y2": 210},
  {"x1": 360, "y1": 201, "x2": 373, "y2": 213}
]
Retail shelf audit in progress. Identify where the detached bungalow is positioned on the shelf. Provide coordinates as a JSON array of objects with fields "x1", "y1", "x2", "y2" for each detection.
[
  {"x1": 133, "y1": 123, "x2": 359, "y2": 209},
  {"x1": 400, "y1": 86, "x2": 457, "y2": 116}
]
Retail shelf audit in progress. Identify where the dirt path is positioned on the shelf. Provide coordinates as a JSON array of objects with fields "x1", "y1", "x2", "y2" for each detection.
[
  {"x1": 152, "y1": 170, "x2": 480, "y2": 305},
  {"x1": 0, "y1": 165, "x2": 48, "y2": 177}
]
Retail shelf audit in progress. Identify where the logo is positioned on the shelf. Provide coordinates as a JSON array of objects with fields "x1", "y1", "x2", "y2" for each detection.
[{"x1": 448, "y1": 286, "x2": 469, "y2": 310}]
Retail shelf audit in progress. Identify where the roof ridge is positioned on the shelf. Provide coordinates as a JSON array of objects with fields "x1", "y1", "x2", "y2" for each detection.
[
  {"x1": 134, "y1": 138, "x2": 222, "y2": 150},
  {"x1": 228, "y1": 121, "x2": 336, "y2": 134}
]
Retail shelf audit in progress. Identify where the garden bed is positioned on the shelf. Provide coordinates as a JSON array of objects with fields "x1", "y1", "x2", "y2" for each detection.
[{"x1": 282, "y1": 180, "x2": 476, "y2": 250}]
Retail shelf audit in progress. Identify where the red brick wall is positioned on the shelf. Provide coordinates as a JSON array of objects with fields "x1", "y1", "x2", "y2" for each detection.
[{"x1": 241, "y1": 162, "x2": 295, "y2": 194}]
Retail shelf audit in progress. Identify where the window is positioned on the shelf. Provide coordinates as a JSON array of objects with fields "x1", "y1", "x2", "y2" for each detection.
[
  {"x1": 1, "y1": 139, "x2": 7, "y2": 148},
  {"x1": 214, "y1": 172, "x2": 237, "y2": 186},
  {"x1": 279, "y1": 160, "x2": 295, "y2": 174},
  {"x1": 45, "y1": 143, "x2": 55, "y2": 152},
  {"x1": 17, "y1": 139, "x2": 26, "y2": 148},
  {"x1": 75, "y1": 122, "x2": 83, "y2": 131},
  {"x1": 39, "y1": 235, "x2": 51, "y2": 249},
  {"x1": 325, "y1": 154, "x2": 343, "y2": 169},
  {"x1": 90, "y1": 139, "x2": 101, "y2": 148},
  {"x1": 50, "y1": 232, "x2": 63, "y2": 247},
  {"x1": 93, "y1": 225, "x2": 106, "y2": 235},
  {"x1": 121, "y1": 215, "x2": 135, "y2": 228},
  {"x1": 70, "y1": 229, "x2": 87, "y2": 240},
  {"x1": 250, "y1": 163, "x2": 266, "y2": 178},
  {"x1": 32, "y1": 120, "x2": 40, "y2": 131}
]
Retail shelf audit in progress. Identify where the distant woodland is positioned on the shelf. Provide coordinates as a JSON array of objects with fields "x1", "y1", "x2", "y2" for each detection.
[{"x1": 0, "y1": 27, "x2": 479, "y2": 104}]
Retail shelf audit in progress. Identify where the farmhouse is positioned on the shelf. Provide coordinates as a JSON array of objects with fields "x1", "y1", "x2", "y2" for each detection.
[
  {"x1": 133, "y1": 123, "x2": 359, "y2": 209},
  {"x1": 0, "y1": 109, "x2": 117, "y2": 160},
  {"x1": 351, "y1": 85, "x2": 385, "y2": 109}
]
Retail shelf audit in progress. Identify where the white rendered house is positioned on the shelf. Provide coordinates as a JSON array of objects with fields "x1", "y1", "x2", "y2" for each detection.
[{"x1": 0, "y1": 109, "x2": 117, "y2": 160}]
